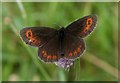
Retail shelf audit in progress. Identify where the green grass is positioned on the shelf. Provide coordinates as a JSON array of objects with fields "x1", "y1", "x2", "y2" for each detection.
[{"x1": 2, "y1": 2, "x2": 118, "y2": 81}]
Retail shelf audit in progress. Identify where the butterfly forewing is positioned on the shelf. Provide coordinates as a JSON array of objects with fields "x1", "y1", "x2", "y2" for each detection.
[
  {"x1": 20, "y1": 27, "x2": 57, "y2": 47},
  {"x1": 65, "y1": 15, "x2": 97, "y2": 38}
]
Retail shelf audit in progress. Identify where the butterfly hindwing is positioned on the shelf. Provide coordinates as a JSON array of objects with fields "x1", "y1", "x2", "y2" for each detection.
[
  {"x1": 63, "y1": 33, "x2": 85, "y2": 59},
  {"x1": 65, "y1": 15, "x2": 97, "y2": 38},
  {"x1": 20, "y1": 27, "x2": 57, "y2": 47},
  {"x1": 38, "y1": 35, "x2": 61, "y2": 63}
]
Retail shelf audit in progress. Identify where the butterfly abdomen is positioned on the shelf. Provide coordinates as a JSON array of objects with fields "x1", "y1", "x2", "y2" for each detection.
[{"x1": 58, "y1": 27, "x2": 65, "y2": 56}]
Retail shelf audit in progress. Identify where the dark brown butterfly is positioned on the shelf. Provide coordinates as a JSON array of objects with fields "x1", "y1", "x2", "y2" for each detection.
[{"x1": 20, "y1": 15, "x2": 98, "y2": 64}]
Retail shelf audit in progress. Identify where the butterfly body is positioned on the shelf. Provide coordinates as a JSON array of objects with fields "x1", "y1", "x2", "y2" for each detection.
[
  {"x1": 20, "y1": 15, "x2": 98, "y2": 64},
  {"x1": 58, "y1": 27, "x2": 65, "y2": 56}
]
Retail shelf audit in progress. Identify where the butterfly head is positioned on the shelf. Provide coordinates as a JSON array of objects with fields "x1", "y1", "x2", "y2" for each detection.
[{"x1": 59, "y1": 27, "x2": 65, "y2": 31}]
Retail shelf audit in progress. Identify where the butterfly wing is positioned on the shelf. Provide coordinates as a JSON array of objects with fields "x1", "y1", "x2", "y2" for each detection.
[
  {"x1": 63, "y1": 33, "x2": 85, "y2": 59},
  {"x1": 65, "y1": 15, "x2": 97, "y2": 38},
  {"x1": 38, "y1": 35, "x2": 62, "y2": 63},
  {"x1": 20, "y1": 27, "x2": 57, "y2": 47}
]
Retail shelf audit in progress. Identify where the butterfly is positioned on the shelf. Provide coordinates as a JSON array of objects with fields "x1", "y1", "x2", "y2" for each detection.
[{"x1": 20, "y1": 15, "x2": 98, "y2": 64}]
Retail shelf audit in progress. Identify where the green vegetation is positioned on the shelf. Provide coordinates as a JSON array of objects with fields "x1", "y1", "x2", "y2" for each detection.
[{"x1": 2, "y1": 2, "x2": 118, "y2": 81}]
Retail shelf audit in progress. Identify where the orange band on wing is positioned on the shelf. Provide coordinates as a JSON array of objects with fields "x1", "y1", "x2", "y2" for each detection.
[
  {"x1": 73, "y1": 50, "x2": 77, "y2": 55},
  {"x1": 53, "y1": 55, "x2": 57, "y2": 59},
  {"x1": 26, "y1": 29, "x2": 40, "y2": 44},
  {"x1": 41, "y1": 50, "x2": 58, "y2": 61},
  {"x1": 42, "y1": 51, "x2": 47, "y2": 57},
  {"x1": 69, "y1": 52, "x2": 73, "y2": 57},
  {"x1": 26, "y1": 29, "x2": 33, "y2": 38},
  {"x1": 47, "y1": 55, "x2": 52, "y2": 59},
  {"x1": 83, "y1": 18, "x2": 93, "y2": 33},
  {"x1": 68, "y1": 45, "x2": 82, "y2": 58}
]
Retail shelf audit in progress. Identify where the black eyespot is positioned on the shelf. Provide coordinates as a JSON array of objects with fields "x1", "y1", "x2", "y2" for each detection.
[
  {"x1": 88, "y1": 20, "x2": 91, "y2": 25},
  {"x1": 28, "y1": 32, "x2": 31, "y2": 37}
]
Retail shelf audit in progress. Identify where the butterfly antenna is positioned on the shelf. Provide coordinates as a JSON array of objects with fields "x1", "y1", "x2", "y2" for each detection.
[{"x1": 53, "y1": 23, "x2": 61, "y2": 29}]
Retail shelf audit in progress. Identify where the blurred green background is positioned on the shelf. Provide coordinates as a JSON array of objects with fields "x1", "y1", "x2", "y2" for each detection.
[{"x1": 2, "y1": 2, "x2": 118, "y2": 81}]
